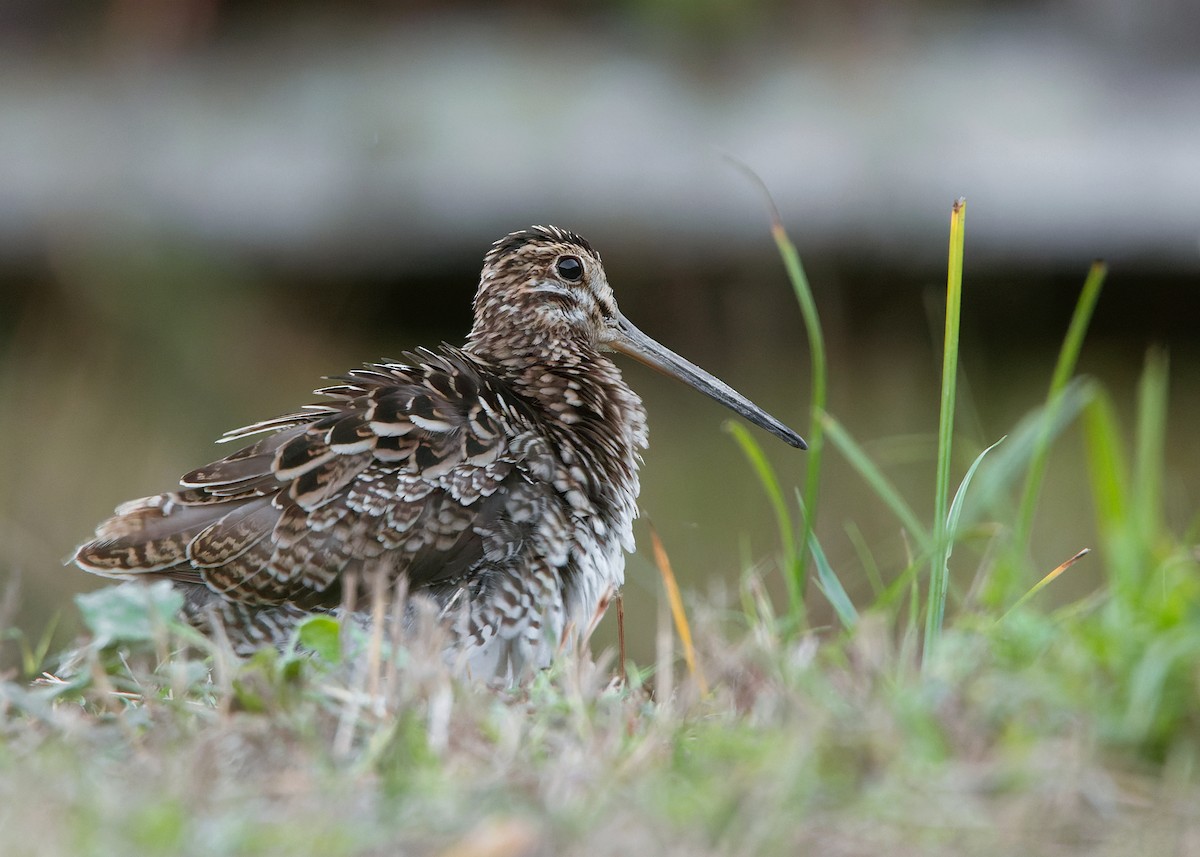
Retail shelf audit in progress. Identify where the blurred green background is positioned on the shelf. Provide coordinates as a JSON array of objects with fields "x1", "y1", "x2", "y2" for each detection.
[{"x1": 1, "y1": 0, "x2": 1198, "y2": 664}]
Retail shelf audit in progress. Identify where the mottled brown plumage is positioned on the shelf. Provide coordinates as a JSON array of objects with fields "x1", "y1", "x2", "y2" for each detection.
[{"x1": 74, "y1": 226, "x2": 805, "y2": 679}]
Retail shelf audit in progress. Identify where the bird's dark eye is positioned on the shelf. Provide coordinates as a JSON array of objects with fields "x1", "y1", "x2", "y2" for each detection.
[{"x1": 555, "y1": 256, "x2": 584, "y2": 282}]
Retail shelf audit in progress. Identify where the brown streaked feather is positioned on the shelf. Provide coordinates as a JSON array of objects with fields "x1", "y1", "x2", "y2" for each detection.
[
  {"x1": 288, "y1": 450, "x2": 373, "y2": 510},
  {"x1": 187, "y1": 500, "x2": 278, "y2": 568},
  {"x1": 79, "y1": 495, "x2": 227, "y2": 575},
  {"x1": 181, "y1": 431, "x2": 291, "y2": 487},
  {"x1": 203, "y1": 538, "x2": 278, "y2": 603},
  {"x1": 218, "y1": 406, "x2": 341, "y2": 444},
  {"x1": 75, "y1": 347, "x2": 517, "y2": 611}
]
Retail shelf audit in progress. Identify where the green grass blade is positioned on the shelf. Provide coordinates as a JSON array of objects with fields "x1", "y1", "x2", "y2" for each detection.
[
  {"x1": 1080, "y1": 349, "x2": 1169, "y2": 607},
  {"x1": 821, "y1": 412, "x2": 932, "y2": 553},
  {"x1": 866, "y1": 558, "x2": 922, "y2": 615},
  {"x1": 1082, "y1": 388, "x2": 1131, "y2": 529},
  {"x1": 727, "y1": 421, "x2": 802, "y2": 621},
  {"x1": 768, "y1": 219, "x2": 826, "y2": 509},
  {"x1": 1014, "y1": 261, "x2": 1107, "y2": 545},
  {"x1": 730, "y1": 160, "x2": 827, "y2": 630},
  {"x1": 924, "y1": 198, "x2": 966, "y2": 664},
  {"x1": 1133, "y1": 348, "x2": 1169, "y2": 545},
  {"x1": 998, "y1": 547, "x2": 1091, "y2": 622},
  {"x1": 916, "y1": 435, "x2": 1001, "y2": 626},
  {"x1": 945, "y1": 436, "x2": 1006, "y2": 554},
  {"x1": 1082, "y1": 387, "x2": 1135, "y2": 595},
  {"x1": 769, "y1": 218, "x2": 825, "y2": 627},
  {"x1": 964, "y1": 378, "x2": 1097, "y2": 527},
  {"x1": 844, "y1": 521, "x2": 884, "y2": 598},
  {"x1": 800, "y1": 504, "x2": 859, "y2": 631}
]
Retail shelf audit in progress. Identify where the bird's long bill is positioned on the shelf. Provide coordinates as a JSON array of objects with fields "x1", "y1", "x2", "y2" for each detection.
[{"x1": 608, "y1": 314, "x2": 808, "y2": 450}]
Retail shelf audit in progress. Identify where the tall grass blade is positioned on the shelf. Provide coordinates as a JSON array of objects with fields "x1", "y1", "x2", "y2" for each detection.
[
  {"x1": 727, "y1": 421, "x2": 803, "y2": 623},
  {"x1": 769, "y1": 221, "x2": 826, "y2": 562},
  {"x1": 796, "y1": 490, "x2": 858, "y2": 630},
  {"x1": 924, "y1": 198, "x2": 966, "y2": 663},
  {"x1": 965, "y1": 379, "x2": 1097, "y2": 525},
  {"x1": 1082, "y1": 388, "x2": 1136, "y2": 596},
  {"x1": 821, "y1": 413, "x2": 932, "y2": 554},
  {"x1": 1014, "y1": 261, "x2": 1108, "y2": 546},
  {"x1": 729, "y1": 160, "x2": 827, "y2": 630},
  {"x1": 1133, "y1": 348, "x2": 1169, "y2": 546},
  {"x1": 649, "y1": 525, "x2": 708, "y2": 695}
]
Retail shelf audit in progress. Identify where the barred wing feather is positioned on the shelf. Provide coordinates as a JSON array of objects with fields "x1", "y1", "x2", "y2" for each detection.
[{"x1": 73, "y1": 349, "x2": 537, "y2": 610}]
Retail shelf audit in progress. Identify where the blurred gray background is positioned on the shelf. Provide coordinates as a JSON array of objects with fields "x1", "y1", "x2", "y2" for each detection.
[{"x1": 2, "y1": 0, "x2": 1198, "y2": 661}]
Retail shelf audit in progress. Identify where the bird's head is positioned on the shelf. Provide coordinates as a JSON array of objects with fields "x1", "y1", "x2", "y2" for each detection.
[
  {"x1": 469, "y1": 225, "x2": 616, "y2": 352},
  {"x1": 467, "y1": 226, "x2": 807, "y2": 449}
]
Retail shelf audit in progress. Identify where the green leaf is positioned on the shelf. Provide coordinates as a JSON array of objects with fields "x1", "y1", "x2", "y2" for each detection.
[
  {"x1": 297, "y1": 615, "x2": 343, "y2": 664},
  {"x1": 75, "y1": 582, "x2": 184, "y2": 648}
]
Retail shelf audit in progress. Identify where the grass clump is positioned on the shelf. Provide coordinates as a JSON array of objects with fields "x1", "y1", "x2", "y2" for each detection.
[
  {"x1": 3, "y1": 202, "x2": 1200, "y2": 855},
  {"x1": 5, "y1": 576, "x2": 1199, "y2": 856}
]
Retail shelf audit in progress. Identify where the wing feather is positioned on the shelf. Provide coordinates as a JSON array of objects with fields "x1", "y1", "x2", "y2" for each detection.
[{"x1": 73, "y1": 348, "x2": 537, "y2": 612}]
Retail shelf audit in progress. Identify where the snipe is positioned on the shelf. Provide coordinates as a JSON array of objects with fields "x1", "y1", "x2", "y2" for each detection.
[{"x1": 74, "y1": 226, "x2": 805, "y2": 679}]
